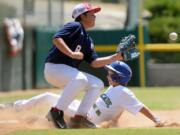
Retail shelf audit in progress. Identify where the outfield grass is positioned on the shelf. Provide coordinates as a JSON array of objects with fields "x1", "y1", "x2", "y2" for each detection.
[
  {"x1": 0, "y1": 87, "x2": 179, "y2": 110},
  {"x1": 0, "y1": 89, "x2": 50, "y2": 103},
  {"x1": 131, "y1": 87, "x2": 180, "y2": 110},
  {"x1": 7, "y1": 128, "x2": 180, "y2": 135}
]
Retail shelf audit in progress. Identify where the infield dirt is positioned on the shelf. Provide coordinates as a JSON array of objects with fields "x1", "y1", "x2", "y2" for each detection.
[{"x1": 0, "y1": 107, "x2": 180, "y2": 135}]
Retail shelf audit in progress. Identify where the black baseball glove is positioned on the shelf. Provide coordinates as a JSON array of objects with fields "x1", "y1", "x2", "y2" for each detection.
[{"x1": 116, "y1": 35, "x2": 140, "y2": 61}]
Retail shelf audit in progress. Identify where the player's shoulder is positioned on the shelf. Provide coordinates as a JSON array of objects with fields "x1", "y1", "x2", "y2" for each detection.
[
  {"x1": 64, "y1": 21, "x2": 81, "y2": 29},
  {"x1": 111, "y1": 85, "x2": 132, "y2": 94},
  {"x1": 119, "y1": 86, "x2": 135, "y2": 97}
]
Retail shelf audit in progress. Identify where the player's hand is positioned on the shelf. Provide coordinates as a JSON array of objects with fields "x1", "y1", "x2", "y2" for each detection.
[
  {"x1": 154, "y1": 117, "x2": 168, "y2": 127},
  {"x1": 71, "y1": 51, "x2": 84, "y2": 60},
  {"x1": 114, "y1": 52, "x2": 124, "y2": 61},
  {"x1": 155, "y1": 120, "x2": 169, "y2": 127}
]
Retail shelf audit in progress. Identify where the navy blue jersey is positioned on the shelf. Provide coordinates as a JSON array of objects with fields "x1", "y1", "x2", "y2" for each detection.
[{"x1": 45, "y1": 22, "x2": 98, "y2": 68}]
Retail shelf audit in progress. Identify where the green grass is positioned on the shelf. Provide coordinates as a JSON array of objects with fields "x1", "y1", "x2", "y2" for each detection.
[
  {"x1": 7, "y1": 128, "x2": 180, "y2": 135},
  {"x1": 0, "y1": 90, "x2": 50, "y2": 103},
  {"x1": 0, "y1": 89, "x2": 62, "y2": 103},
  {"x1": 0, "y1": 87, "x2": 180, "y2": 110},
  {"x1": 131, "y1": 87, "x2": 180, "y2": 110}
]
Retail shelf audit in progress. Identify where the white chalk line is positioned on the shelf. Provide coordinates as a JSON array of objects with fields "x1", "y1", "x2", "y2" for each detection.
[{"x1": 0, "y1": 120, "x2": 19, "y2": 124}]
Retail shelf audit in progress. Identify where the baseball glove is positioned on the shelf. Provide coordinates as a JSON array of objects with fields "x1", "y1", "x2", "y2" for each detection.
[
  {"x1": 116, "y1": 34, "x2": 140, "y2": 61},
  {"x1": 123, "y1": 48, "x2": 140, "y2": 61}
]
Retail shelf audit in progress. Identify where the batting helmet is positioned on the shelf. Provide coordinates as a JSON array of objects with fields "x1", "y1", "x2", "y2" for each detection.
[{"x1": 105, "y1": 61, "x2": 132, "y2": 84}]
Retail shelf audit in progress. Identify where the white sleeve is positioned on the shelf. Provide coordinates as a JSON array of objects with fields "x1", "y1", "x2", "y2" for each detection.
[{"x1": 118, "y1": 90, "x2": 144, "y2": 115}]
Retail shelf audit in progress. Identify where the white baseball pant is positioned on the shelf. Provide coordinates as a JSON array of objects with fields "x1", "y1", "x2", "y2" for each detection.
[
  {"x1": 13, "y1": 92, "x2": 79, "y2": 117},
  {"x1": 44, "y1": 63, "x2": 104, "y2": 116}
]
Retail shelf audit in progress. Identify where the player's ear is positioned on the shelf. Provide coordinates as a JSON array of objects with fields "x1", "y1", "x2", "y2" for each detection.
[
  {"x1": 81, "y1": 12, "x2": 88, "y2": 19},
  {"x1": 80, "y1": 14, "x2": 85, "y2": 20}
]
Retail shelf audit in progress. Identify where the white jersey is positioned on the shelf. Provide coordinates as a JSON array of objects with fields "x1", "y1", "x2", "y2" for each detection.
[
  {"x1": 88, "y1": 85, "x2": 144, "y2": 124},
  {"x1": 3, "y1": 85, "x2": 144, "y2": 126}
]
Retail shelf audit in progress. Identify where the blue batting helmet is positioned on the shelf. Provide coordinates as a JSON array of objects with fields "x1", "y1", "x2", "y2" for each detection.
[{"x1": 105, "y1": 61, "x2": 132, "y2": 84}]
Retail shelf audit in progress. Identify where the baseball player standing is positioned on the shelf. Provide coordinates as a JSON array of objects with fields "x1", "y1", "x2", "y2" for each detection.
[{"x1": 44, "y1": 2, "x2": 124, "y2": 129}]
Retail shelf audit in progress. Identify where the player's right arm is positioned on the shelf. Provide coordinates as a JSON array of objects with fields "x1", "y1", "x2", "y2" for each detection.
[
  {"x1": 53, "y1": 22, "x2": 84, "y2": 60},
  {"x1": 53, "y1": 37, "x2": 84, "y2": 60}
]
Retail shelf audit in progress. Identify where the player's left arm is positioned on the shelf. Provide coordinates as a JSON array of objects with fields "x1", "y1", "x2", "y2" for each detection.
[
  {"x1": 90, "y1": 53, "x2": 123, "y2": 68},
  {"x1": 140, "y1": 106, "x2": 166, "y2": 127},
  {"x1": 90, "y1": 34, "x2": 139, "y2": 68}
]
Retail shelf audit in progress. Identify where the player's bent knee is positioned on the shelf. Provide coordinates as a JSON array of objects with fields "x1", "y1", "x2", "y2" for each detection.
[
  {"x1": 98, "y1": 79, "x2": 104, "y2": 90},
  {"x1": 76, "y1": 72, "x2": 89, "y2": 84},
  {"x1": 92, "y1": 79, "x2": 104, "y2": 90}
]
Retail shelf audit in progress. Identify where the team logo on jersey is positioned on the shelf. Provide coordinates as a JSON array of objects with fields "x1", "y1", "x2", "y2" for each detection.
[
  {"x1": 91, "y1": 43, "x2": 94, "y2": 50},
  {"x1": 81, "y1": 31, "x2": 84, "y2": 36},
  {"x1": 100, "y1": 94, "x2": 112, "y2": 108}
]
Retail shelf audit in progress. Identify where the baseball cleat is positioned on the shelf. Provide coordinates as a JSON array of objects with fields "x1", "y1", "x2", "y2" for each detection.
[
  {"x1": 46, "y1": 107, "x2": 68, "y2": 129},
  {"x1": 69, "y1": 115, "x2": 96, "y2": 128}
]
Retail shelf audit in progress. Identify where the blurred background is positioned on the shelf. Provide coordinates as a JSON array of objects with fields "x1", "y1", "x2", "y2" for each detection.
[{"x1": 0, "y1": 0, "x2": 179, "y2": 91}]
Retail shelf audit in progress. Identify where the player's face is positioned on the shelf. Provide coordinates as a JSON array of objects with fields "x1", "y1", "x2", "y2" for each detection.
[
  {"x1": 81, "y1": 11, "x2": 96, "y2": 28},
  {"x1": 107, "y1": 70, "x2": 119, "y2": 87}
]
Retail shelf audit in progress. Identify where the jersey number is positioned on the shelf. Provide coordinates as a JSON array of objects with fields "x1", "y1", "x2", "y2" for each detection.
[{"x1": 75, "y1": 45, "x2": 81, "y2": 52}]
